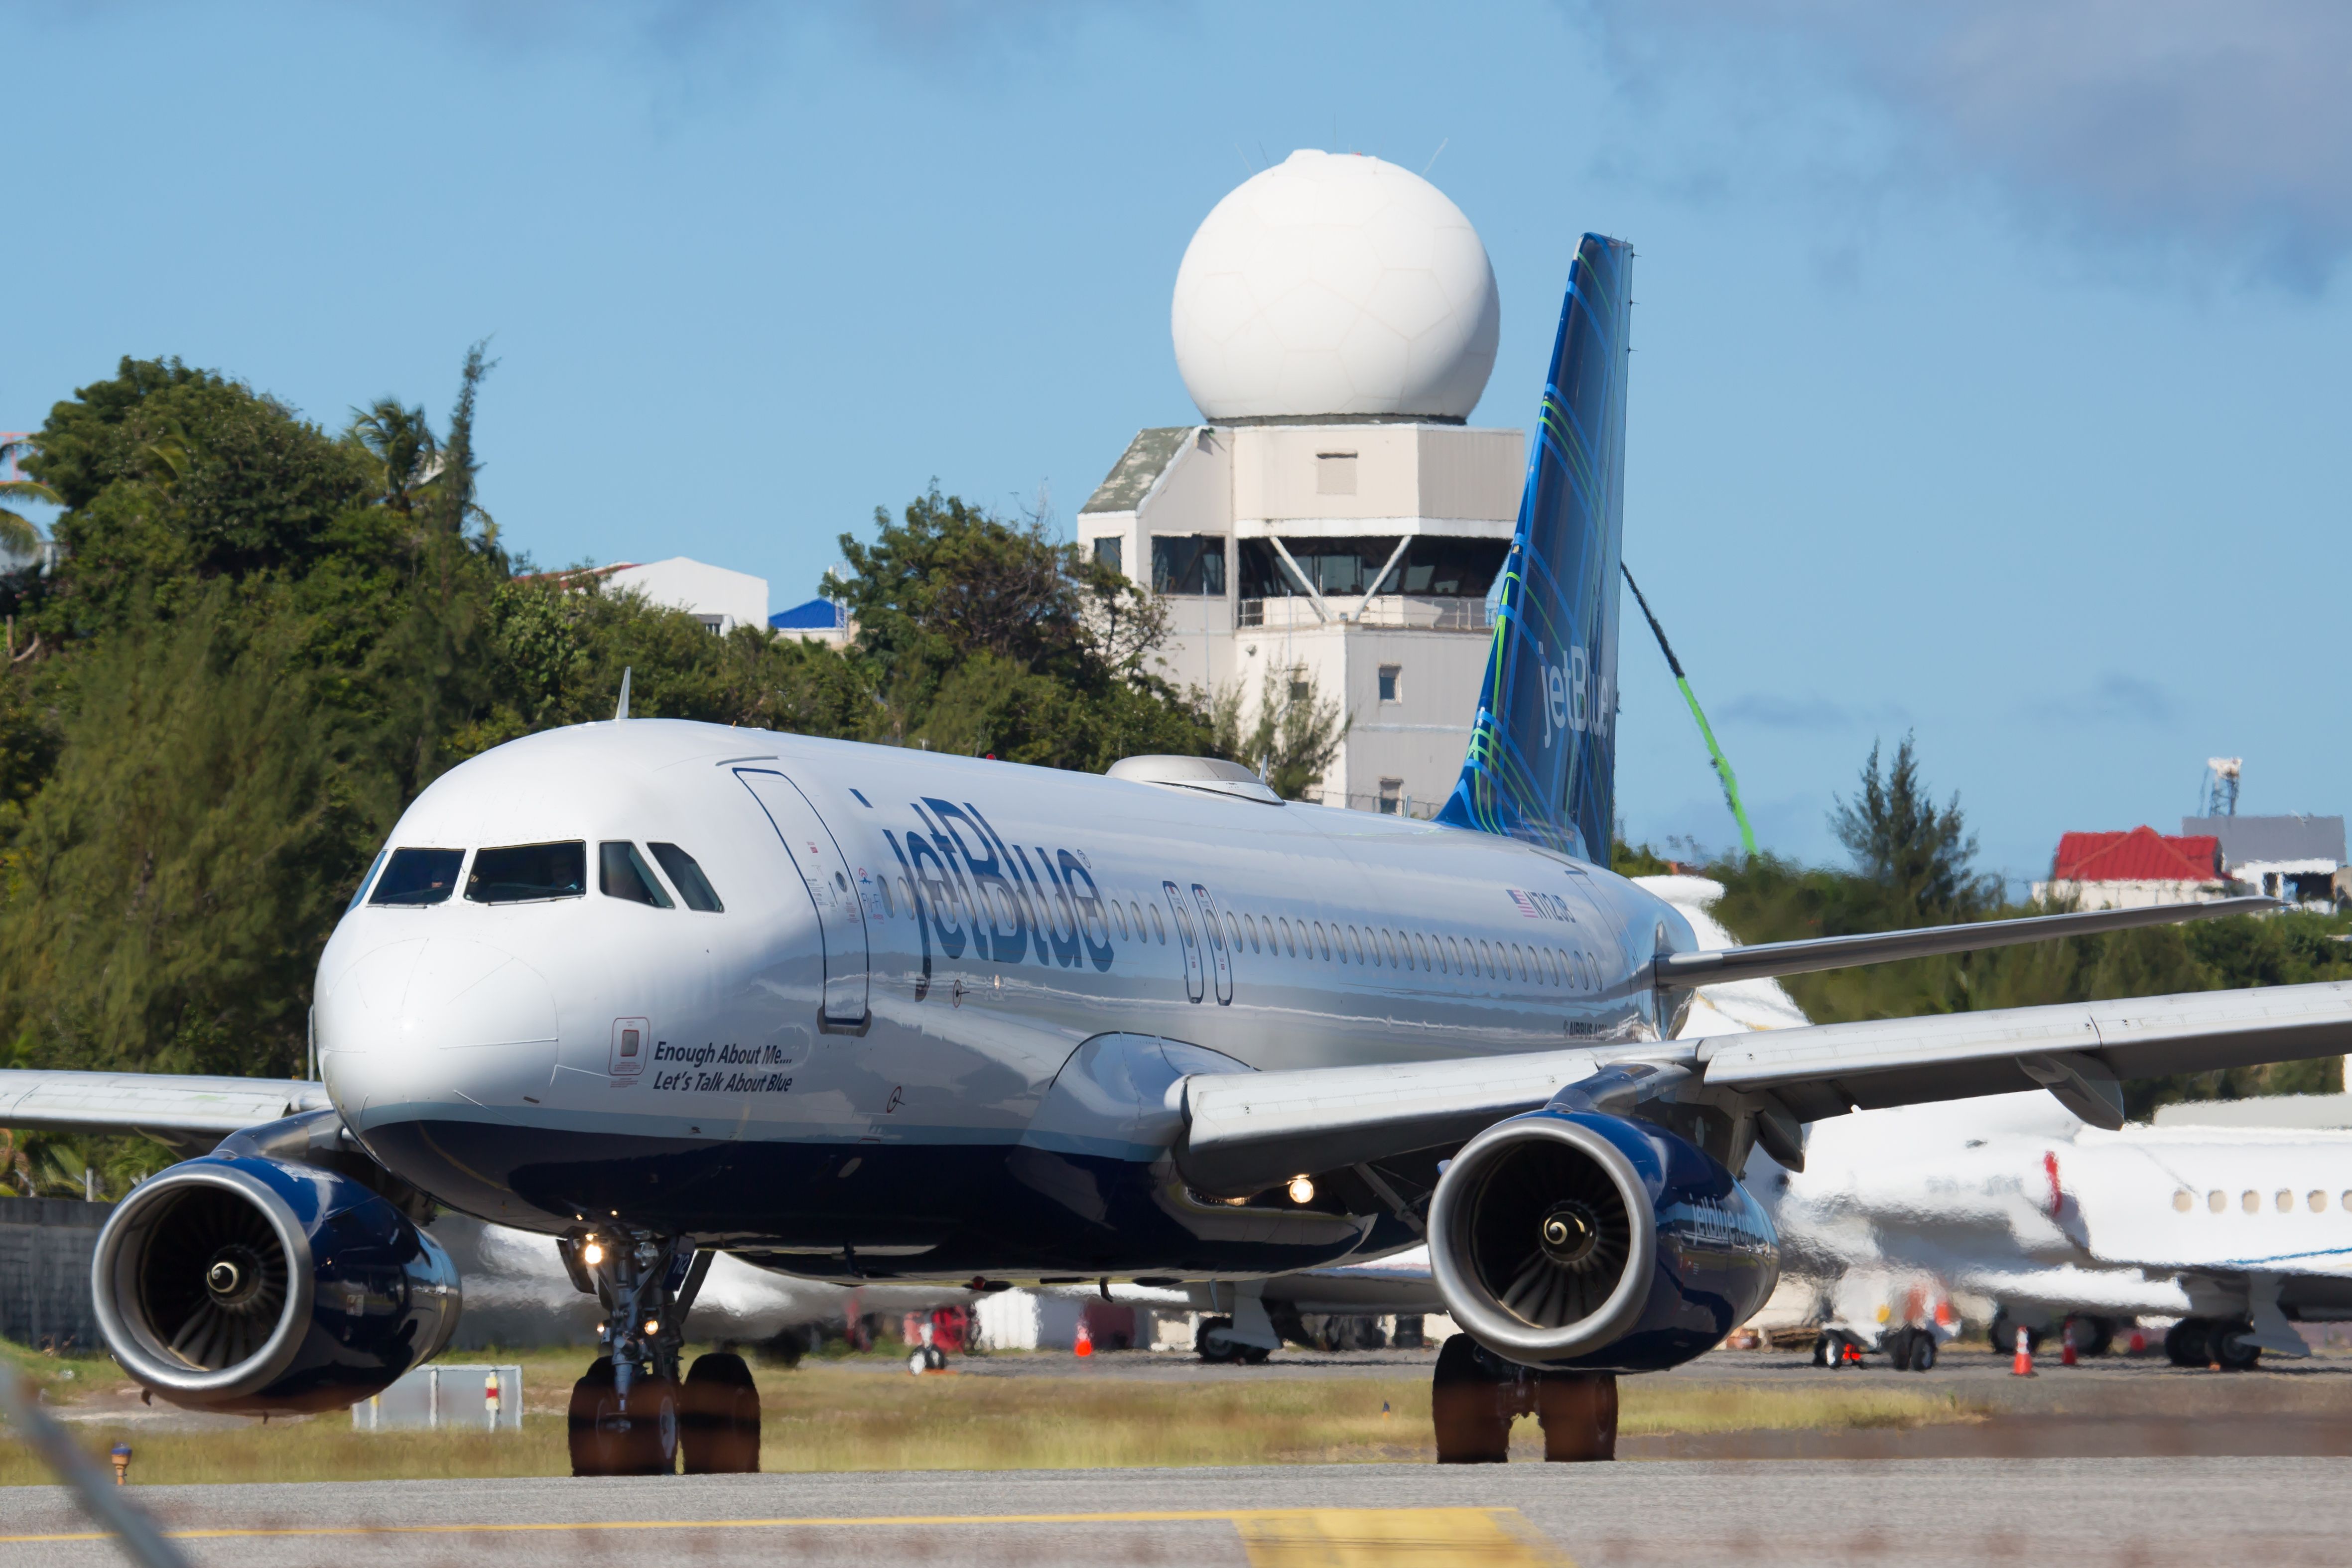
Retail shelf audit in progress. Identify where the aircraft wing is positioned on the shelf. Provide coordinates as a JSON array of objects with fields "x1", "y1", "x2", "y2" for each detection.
[
  {"x1": 0, "y1": 1070, "x2": 331, "y2": 1158},
  {"x1": 1656, "y1": 896, "x2": 2273, "y2": 986},
  {"x1": 1176, "y1": 980, "x2": 2352, "y2": 1192}
]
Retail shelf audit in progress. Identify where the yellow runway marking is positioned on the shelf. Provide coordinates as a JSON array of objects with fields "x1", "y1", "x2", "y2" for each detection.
[{"x1": 0, "y1": 1504, "x2": 1572, "y2": 1562}]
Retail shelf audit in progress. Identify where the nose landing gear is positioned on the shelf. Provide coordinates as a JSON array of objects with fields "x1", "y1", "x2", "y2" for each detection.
[{"x1": 559, "y1": 1231, "x2": 761, "y2": 1476}]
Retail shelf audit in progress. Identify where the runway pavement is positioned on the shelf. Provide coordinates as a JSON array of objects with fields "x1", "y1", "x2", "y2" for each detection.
[{"x1": 5, "y1": 1458, "x2": 2350, "y2": 1567}]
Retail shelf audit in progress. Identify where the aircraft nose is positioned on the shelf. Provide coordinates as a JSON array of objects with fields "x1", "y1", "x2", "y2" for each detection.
[{"x1": 319, "y1": 936, "x2": 560, "y2": 1115}]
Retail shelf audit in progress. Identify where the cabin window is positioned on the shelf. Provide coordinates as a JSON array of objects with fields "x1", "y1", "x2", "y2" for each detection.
[
  {"x1": 1225, "y1": 912, "x2": 1243, "y2": 948},
  {"x1": 649, "y1": 843, "x2": 725, "y2": 913},
  {"x1": 1445, "y1": 935, "x2": 1462, "y2": 970},
  {"x1": 879, "y1": 878, "x2": 895, "y2": 918},
  {"x1": 2312, "y1": 1191, "x2": 2329, "y2": 1212},
  {"x1": 1245, "y1": 915, "x2": 1261, "y2": 952},
  {"x1": 2343, "y1": 1190, "x2": 2352, "y2": 1210},
  {"x1": 467, "y1": 841, "x2": 587, "y2": 904},
  {"x1": 1151, "y1": 905, "x2": 1167, "y2": 943},
  {"x1": 1113, "y1": 902, "x2": 1130, "y2": 940},
  {"x1": 1477, "y1": 939, "x2": 1494, "y2": 976},
  {"x1": 2209, "y1": 1191, "x2": 2226, "y2": 1213},
  {"x1": 2242, "y1": 1191, "x2": 2260, "y2": 1214},
  {"x1": 2173, "y1": 1190, "x2": 2193, "y2": 1212},
  {"x1": 600, "y1": 843, "x2": 674, "y2": 909},
  {"x1": 2278, "y1": 1190, "x2": 2295, "y2": 1212},
  {"x1": 370, "y1": 847, "x2": 465, "y2": 907},
  {"x1": 1414, "y1": 932, "x2": 1430, "y2": 968},
  {"x1": 1382, "y1": 930, "x2": 1399, "y2": 966},
  {"x1": 1314, "y1": 921, "x2": 1331, "y2": 959}
]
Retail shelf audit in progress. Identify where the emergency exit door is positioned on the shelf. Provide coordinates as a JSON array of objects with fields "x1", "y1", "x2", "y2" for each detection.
[{"x1": 737, "y1": 769, "x2": 869, "y2": 1028}]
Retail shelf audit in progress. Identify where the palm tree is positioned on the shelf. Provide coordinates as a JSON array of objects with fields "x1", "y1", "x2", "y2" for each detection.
[
  {"x1": 0, "y1": 437, "x2": 59, "y2": 559},
  {"x1": 346, "y1": 398, "x2": 441, "y2": 516}
]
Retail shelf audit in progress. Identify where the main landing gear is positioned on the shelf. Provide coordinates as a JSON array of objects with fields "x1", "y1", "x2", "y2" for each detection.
[
  {"x1": 1430, "y1": 1334, "x2": 1616, "y2": 1463},
  {"x1": 560, "y1": 1231, "x2": 762, "y2": 1476}
]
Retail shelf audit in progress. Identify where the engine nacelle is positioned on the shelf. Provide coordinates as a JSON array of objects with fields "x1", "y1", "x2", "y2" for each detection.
[
  {"x1": 1428, "y1": 1109, "x2": 1780, "y2": 1372},
  {"x1": 91, "y1": 1155, "x2": 461, "y2": 1414}
]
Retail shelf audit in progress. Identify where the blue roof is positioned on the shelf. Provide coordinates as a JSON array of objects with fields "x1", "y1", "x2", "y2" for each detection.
[{"x1": 770, "y1": 597, "x2": 845, "y2": 632}]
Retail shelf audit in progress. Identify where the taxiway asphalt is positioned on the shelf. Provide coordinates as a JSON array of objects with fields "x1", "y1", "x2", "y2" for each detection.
[{"x1": 5, "y1": 1458, "x2": 2350, "y2": 1567}]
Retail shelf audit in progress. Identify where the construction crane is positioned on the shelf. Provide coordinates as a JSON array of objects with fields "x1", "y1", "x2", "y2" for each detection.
[{"x1": 1622, "y1": 564, "x2": 1756, "y2": 858}]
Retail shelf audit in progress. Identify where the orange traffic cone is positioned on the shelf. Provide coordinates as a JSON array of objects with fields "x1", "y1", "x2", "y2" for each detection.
[
  {"x1": 1074, "y1": 1319, "x2": 1094, "y2": 1358},
  {"x1": 2012, "y1": 1325, "x2": 2035, "y2": 1377},
  {"x1": 2060, "y1": 1321, "x2": 2078, "y2": 1367}
]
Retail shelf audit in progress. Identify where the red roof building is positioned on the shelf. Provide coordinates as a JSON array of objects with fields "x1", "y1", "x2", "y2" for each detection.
[{"x1": 2035, "y1": 826, "x2": 2227, "y2": 910}]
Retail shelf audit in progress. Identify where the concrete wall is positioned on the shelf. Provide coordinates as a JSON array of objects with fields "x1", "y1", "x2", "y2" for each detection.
[{"x1": 0, "y1": 1197, "x2": 111, "y2": 1350}]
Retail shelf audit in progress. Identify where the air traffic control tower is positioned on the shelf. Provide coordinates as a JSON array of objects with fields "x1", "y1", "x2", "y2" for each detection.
[{"x1": 1078, "y1": 150, "x2": 1524, "y2": 817}]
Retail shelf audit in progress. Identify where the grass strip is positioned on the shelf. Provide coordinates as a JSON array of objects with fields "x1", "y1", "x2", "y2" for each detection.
[{"x1": 2, "y1": 1361, "x2": 1982, "y2": 1485}]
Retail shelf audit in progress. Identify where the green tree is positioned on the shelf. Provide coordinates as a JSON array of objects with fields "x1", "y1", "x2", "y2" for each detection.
[
  {"x1": 0, "y1": 438, "x2": 59, "y2": 559},
  {"x1": 1211, "y1": 665, "x2": 1349, "y2": 800},
  {"x1": 1829, "y1": 733, "x2": 1998, "y2": 924}
]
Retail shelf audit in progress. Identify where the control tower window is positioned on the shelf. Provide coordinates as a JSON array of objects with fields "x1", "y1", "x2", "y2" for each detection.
[
  {"x1": 467, "y1": 841, "x2": 587, "y2": 904},
  {"x1": 1151, "y1": 534, "x2": 1227, "y2": 596},
  {"x1": 1092, "y1": 536, "x2": 1123, "y2": 576}
]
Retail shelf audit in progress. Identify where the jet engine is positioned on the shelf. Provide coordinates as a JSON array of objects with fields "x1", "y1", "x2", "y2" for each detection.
[
  {"x1": 91, "y1": 1155, "x2": 461, "y2": 1415},
  {"x1": 1427, "y1": 1109, "x2": 1780, "y2": 1371}
]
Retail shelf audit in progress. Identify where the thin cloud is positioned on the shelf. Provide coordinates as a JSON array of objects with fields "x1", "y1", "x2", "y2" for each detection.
[
  {"x1": 1579, "y1": 0, "x2": 2352, "y2": 289},
  {"x1": 2024, "y1": 671, "x2": 2175, "y2": 725},
  {"x1": 1717, "y1": 694, "x2": 1851, "y2": 731}
]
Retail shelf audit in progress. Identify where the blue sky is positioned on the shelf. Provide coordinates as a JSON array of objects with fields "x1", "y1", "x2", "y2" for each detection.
[{"x1": 8, "y1": 1, "x2": 2350, "y2": 888}]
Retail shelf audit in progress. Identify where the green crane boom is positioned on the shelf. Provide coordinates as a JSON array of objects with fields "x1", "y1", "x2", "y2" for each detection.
[{"x1": 1622, "y1": 564, "x2": 1756, "y2": 858}]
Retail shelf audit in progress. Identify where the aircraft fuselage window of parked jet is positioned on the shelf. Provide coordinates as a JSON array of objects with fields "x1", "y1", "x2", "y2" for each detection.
[{"x1": 20, "y1": 231, "x2": 2336, "y2": 1479}]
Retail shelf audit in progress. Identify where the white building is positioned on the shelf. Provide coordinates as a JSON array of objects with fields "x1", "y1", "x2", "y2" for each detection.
[
  {"x1": 1077, "y1": 150, "x2": 1522, "y2": 817},
  {"x1": 572, "y1": 557, "x2": 769, "y2": 635}
]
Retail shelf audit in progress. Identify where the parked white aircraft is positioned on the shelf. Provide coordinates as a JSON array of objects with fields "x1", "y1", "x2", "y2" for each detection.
[{"x1": 0, "y1": 234, "x2": 2341, "y2": 1478}]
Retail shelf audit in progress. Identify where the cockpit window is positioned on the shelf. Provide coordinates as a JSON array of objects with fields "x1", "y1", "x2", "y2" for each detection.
[
  {"x1": 347, "y1": 849, "x2": 389, "y2": 913},
  {"x1": 370, "y1": 848, "x2": 465, "y2": 907},
  {"x1": 466, "y1": 841, "x2": 587, "y2": 904},
  {"x1": 600, "y1": 842, "x2": 674, "y2": 908},
  {"x1": 649, "y1": 842, "x2": 724, "y2": 913}
]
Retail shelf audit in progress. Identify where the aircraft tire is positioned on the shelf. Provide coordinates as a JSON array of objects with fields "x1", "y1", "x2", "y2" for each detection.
[
  {"x1": 2065, "y1": 1314, "x2": 2116, "y2": 1358},
  {"x1": 1816, "y1": 1330, "x2": 1845, "y2": 1368},
  {"x1": 1909, "y1": 1333, "x2": 1937, "y2": 1373},
  {"x1": 2208, "y1": 1320, "x2": 2262, "y2": 1372},
  {"x1": 570, "y1": 1363, "x2": 679, "y2": 1476},
  {"x1": 1194, "y1": 1316, "x2": 1244, "y2": 1362},
  {"x1": 1431, "y1": 1335, "x2": 1512, "y2": 1464},
  {"x1": 1535, "y1": 1372, "x2": 1616, "y2": 1462},
  {"x1": 2164, "y1": 1318, "x2": 2211, "y2": 1367},
  {"x1": 1881, "y1": 1328, "x2": 1913, "y2": 1371},
  {"x1": 681, "y1": 1353, "x2": 761, "y2": 1474}
]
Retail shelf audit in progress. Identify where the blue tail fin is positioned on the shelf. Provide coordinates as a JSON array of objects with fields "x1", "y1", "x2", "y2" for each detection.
[{"x1": 1437, "y1": 234, "x2": 1631, "y2": 864}]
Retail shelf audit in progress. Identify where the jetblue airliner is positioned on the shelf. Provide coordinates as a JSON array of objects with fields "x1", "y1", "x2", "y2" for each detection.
[{"x1": 7, "y1": 235, "x2": 2346, "y2": 1473}]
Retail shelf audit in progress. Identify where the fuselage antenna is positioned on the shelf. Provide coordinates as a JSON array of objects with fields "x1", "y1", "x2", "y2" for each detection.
[{"x1": 616, "y1": 666, "x2": 632, "y2": 722}]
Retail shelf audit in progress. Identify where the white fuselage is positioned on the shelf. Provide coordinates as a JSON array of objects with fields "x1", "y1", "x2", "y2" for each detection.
[{"x1": 314, "y1": 720, "x2": 1691, "y2": 1277}]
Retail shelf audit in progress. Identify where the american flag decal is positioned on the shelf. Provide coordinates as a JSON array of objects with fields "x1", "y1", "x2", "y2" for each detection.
[{"x1": 1509, "y1": 889, "x2": 1539, "y2": 917}]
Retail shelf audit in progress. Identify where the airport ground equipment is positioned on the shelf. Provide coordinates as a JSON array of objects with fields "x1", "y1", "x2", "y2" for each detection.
[{"x1": 6, "y1": 235, "x2": 2351, "y2": 1469}]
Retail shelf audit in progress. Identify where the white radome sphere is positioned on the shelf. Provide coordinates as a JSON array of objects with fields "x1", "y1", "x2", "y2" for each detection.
[{"x1": 1172, "y1": 149, "x2": 1500, "y2": 422}]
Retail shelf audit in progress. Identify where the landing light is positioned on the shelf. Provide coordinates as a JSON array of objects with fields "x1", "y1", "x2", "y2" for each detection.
[
  {"x1": 582, "y1": 1240, "x2": 604, "y2": 1267},
  {"x1": 1288, "y1": 1176, "x2": 1315, "y2": 1204},
  {"x1": 645, "y1": 1319, "x2": 660, "y2": 1334}
]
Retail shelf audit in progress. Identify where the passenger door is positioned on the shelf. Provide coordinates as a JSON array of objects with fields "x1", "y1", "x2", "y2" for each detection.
[{"x1": 736, "y1": 769, "x2": 870, "y2": 1029}]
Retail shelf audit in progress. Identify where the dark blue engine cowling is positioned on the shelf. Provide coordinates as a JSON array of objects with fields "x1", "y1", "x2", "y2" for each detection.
[
  {"x1": 1427, "y1": 1109, "x2": 1779, "y2": 1373},
  {"x1": 91, "y1": 1154, "x2": 461, "y2": 1415}
]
